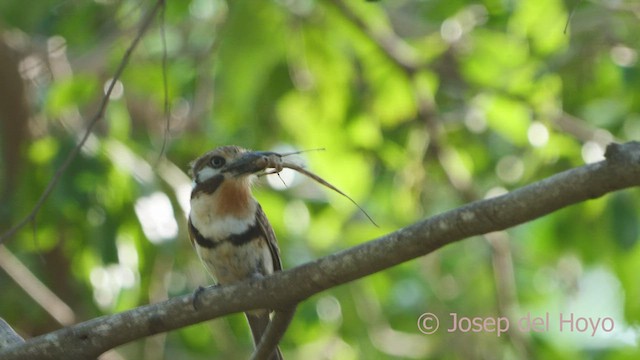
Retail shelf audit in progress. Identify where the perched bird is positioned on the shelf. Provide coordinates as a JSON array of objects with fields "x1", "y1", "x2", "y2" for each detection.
[{"x1": 188, "y1": 145, "x2": 285, "y2": 360}]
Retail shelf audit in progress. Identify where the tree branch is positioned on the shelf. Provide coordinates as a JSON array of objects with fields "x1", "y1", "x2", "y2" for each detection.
[
  {"x1": 0, "y1": 319, "x2": 24, "y2": 349},
  {"x1": 1, "y1": 141, "x2": 639, "y2": 360}
]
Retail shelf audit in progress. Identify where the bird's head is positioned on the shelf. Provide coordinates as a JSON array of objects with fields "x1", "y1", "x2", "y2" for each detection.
[{"x1": 189, "y1": 145, "x2": 275, "y2": 186}]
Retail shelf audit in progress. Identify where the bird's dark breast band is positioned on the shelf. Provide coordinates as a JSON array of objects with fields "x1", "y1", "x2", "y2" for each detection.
[
  {"x1": 189, "y1": 218, "x2": 264, "y2": 249},
  {"x1": 191, "y1": 174, "x2": 224, "y2": 198}
]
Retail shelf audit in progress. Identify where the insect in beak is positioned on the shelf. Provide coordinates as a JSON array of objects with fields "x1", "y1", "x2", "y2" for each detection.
[
  {"x1": 225, "y1": 151, "x2": 282, "y2": 176},
  {"x1": 228, "y1": 148, "x2": 379, "y2": 227}
]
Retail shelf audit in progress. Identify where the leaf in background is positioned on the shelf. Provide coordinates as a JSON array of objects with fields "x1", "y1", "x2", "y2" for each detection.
[
  {"x1": 215, "y1": 1, "x2": 287, "y2": 131},
  {"x1": 461, "y1": 30, "x2": 531, "y2": 92},
  {"x1": 509, "y1": 0, "x2": 567, "y2": 55},
  {"x1": 45, "y1": 75, "x2": 99, "y2": 117},
  {"x1": 475, "y1": 94, "x2": 530, "y2": 146},
  {"x1": 609, "y1": 192, "x2": 639, "y2": 251}
]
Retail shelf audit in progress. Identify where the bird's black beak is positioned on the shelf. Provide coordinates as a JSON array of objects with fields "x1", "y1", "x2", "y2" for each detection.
[{"x1": 226, "y1": 151, "x2": 280, "y2": 175}]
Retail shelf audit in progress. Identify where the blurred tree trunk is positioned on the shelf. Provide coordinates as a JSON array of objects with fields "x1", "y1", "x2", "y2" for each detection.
[{"x1": 0, "y1": 37, "x2": 29, "y2": 213}]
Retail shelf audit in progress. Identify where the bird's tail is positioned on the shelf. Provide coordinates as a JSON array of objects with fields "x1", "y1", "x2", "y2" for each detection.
[{"x1": 245, "y1": 311, "x2": 283, "y2": 360}]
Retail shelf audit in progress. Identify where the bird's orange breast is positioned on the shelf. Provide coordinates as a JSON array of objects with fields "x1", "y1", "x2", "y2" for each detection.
[{"x1": 212, "y1": 179, "x2": 254, "y2": 218}]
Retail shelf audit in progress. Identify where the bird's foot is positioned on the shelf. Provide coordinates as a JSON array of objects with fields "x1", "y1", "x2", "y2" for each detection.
[{"x1": 192, "y1": 284, "x2": 218, "y2": 311}]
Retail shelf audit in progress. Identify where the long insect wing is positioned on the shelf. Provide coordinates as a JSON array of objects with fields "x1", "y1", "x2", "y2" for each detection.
[{"x1": 281, "y1": 161, "x2": 378, "y2": 227}]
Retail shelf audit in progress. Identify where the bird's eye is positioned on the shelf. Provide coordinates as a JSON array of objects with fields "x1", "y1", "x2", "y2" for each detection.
[{"x1": 210, "y1": 156, "x2": 226, "y2": 168}]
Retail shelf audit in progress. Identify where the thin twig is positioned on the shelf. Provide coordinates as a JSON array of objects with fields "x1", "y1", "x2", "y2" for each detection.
[
  {"x1": 157, "y1": 0, "x2": 171, "y2": 161},
  {"x1": 564, "y1": 0, "x2": 584, "y2": 34},
  {"x1": 0, "y1": 0, "x2": 164, "y2": 245},
  {"x1": 0, "y1": 247, "x2": 75, "y2": 325}
]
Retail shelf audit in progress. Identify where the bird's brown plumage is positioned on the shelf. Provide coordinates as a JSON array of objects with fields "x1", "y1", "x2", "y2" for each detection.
[{"x1": 188, "y1": 145, "x2": 285, "y2": 360}]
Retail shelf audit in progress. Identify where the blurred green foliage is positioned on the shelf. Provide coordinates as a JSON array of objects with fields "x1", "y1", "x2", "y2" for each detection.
[{"x1": 1, "y1": 0, "x2": 639, "y2": 359}]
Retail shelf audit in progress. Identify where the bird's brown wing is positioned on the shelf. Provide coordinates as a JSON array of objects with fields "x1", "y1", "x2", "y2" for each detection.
[{"x1": 256, "y1": 204, "x2": 282, "y2": 272}]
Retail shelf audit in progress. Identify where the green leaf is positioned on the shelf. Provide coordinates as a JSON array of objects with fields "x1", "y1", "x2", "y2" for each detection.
[
  {"x1": 45, "y1": 75, "x2": 99, "y2": 117},
  {"x1": 476, "y1": 94, "x2": 530, "y2": 145},
  {"x1": 609, "y1": 193, "x2": 639, "y2": 251},
  {"x1": 28, "y1": 137, "x2": 59, "y2": 164},
  {"x1": 509, "y1": 0, "x2": 568, "y2": 55},
  {"x1": 462, "y1": 30, "x2": 533, "y2": 92}
]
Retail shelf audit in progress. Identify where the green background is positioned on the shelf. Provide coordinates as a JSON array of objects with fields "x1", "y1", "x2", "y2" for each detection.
[{"x1": 1, "y1": 0, "x2": 639, "y2": 359}]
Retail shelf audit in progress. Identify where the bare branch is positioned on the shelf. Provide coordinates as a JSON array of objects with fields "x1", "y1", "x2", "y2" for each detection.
[
  {"x1": 0, "y1": 247, "x2": 75, "y2": 326},
  {"x1": 157, "y1": 0, "x2": 171, "y2": 161},
  {"x1": 0, "y1": 142, "x2": 638, "y2": 359},
  {"x1": 0, "y1": 319, "x2": 24, "y2": 349},
  {"x1": 0, "y1": 0, "x2": 164, "y2": 245}
]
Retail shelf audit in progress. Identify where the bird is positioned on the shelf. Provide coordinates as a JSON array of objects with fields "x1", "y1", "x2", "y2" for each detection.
[{"x1": 187, "y1": 145, "x2": 286, "y2": 360}]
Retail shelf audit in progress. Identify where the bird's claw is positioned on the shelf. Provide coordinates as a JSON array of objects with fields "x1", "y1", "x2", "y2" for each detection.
[{"x1": 192, "y1": 284, "x2": 218, "y2": 310}]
